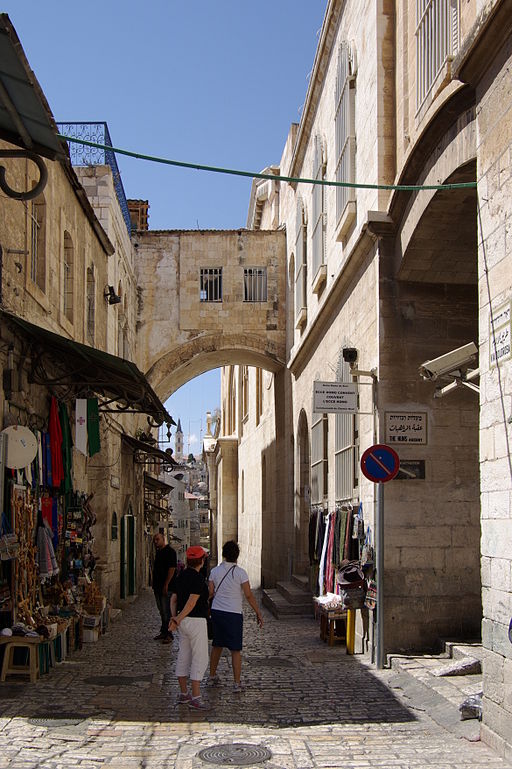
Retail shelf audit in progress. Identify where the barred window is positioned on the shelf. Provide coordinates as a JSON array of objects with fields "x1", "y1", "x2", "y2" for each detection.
[
  {"x1": 312, "y1": 136, "x2": 326, "y2": 280},
  {"x1": 334, "y1": 42, "x2": 356, "y2": 227},
  {"x1": 244, "y1": 267, "x2": 267, "y2": 302},
  {"x1": 200, "y1": 268, "x2": 222, "y2": 302},
  {"x1": 416, "y1": 0, "x2": 459, "y2": 109},
  {"x1": 311, "y1": 413, "x2": 328, "y2": 506},
  {"x1": 63, "y1": 231, "x2": 74, "y2": 323},
  {"x1": 335, "y1": 356, "x2": 356, "y2": 502},
  {"x1": 295, "y1": 200, "x2": 307, "y2": 325}
]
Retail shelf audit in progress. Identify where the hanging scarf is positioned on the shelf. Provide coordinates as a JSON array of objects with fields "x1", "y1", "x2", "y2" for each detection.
[
  {"x1": 87, "y1": 398, "x2": 101, "y2": 457},
  {"x1": 36, "y1": 521, "x2": 59, "y2": 581},
  {"x1": 49, "y1": 397, "x2": 64, "y2": 489}
]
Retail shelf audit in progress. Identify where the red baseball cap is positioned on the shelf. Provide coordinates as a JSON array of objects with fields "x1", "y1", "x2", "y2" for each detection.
[{"x1": 186, "y1": 546, "x2": 208, "y2": 559}]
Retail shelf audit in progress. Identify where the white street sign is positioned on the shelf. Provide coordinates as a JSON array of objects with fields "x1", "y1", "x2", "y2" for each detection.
[{"x1": 313, "y1": 381, "x2": 358, "y2": 414}]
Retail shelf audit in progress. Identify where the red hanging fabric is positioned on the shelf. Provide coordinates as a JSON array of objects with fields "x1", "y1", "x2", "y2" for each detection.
[{"x1": 49, "y1": 396, "x2": 64, "y2": 489}]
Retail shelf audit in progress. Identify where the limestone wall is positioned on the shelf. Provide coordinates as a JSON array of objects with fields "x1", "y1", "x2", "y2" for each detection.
[{"x1": 475, "y1": 32, "x2": 512, "y2": 760}]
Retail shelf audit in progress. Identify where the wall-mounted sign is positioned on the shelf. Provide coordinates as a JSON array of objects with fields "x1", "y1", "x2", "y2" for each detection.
[
  {"x1": 385, "y1": 412, "x2": 427, "y2": 445},
  {"x1": 396, "y1": 460, "x2": 425, "y2": 480},
  {"x1": 490, "y1": 300, "x2": 511, "y2": 367},
  {"x1": 313, "y1": 381, "x2": 358, "y2": 414}
]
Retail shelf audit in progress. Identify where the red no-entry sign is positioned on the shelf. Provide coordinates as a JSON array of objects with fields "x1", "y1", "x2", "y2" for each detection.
[{"x1": 360, "y1": 443, "x2": 400, "y2": 483}]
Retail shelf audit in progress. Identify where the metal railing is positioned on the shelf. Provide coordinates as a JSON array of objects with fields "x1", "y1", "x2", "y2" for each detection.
[
  {"x1": 416, "y1": 0, "x2": 459, "y2": 110},
  {"x1": 57, "y1": 122, "x2": 132, "y2": 235}
]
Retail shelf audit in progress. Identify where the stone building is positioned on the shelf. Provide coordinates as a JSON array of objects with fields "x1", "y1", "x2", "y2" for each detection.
[
  {"x1": 215, "y1": 0, "x2": 512, "y2": 757},
  {"x1": 0, "y1": 15, "x2": 172, "y2": 608}
]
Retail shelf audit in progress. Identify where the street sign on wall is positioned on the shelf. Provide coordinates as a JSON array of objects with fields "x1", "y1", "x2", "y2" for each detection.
[
  {"x1": 313, "y1": 381, "x2": 358, "y2": 414},
  {"x1": 385, "y1": 412, "x2": 427, "y2": 445},
  {"x1": 360, "y1": 443, "x2": 400, "y2": 483}
]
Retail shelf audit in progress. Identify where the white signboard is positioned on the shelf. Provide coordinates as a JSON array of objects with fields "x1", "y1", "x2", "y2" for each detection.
[
  {"x1": 385, "y1": 412, "x2": 428, "y2": 445},
  {"x1": 313, "y1": 381, "x2": 358, "y2": 414},
  {"x1": 490, "y1": 300, "x2": 511, "y2": 367}
]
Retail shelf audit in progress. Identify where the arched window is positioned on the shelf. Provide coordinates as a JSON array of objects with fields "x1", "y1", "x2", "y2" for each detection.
[
  {"x1": 111, "y1": 511, "x2": 118, "y2": 540},
  {"x1": 63, "y1": 231, "x2": 74, "y2": 323},
  {"x1": 295, "y1": 200, "x2": 307, "y2": 329},
  {"x1": 30, "y1": 194, "x2": 46, "y2": 291},
  {"x1": 86, "y1": 266, "x2": 96, "y2": 345},
  {"x1": 311, "y1": 411, "x2": 328, "y2": 506},
  {"x1": 335, "y1": 42, "x2": 356, "y2": 235},
  {"x1": 312, "y1": 136, "x2": 327, "y2": 291}
]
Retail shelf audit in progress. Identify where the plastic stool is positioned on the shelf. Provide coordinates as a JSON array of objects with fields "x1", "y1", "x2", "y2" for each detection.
[{"x1": 0, "y1": 637, "x2": 40, "y2": 683}]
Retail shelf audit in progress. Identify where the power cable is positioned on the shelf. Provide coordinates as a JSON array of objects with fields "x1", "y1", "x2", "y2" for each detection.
[{"x1": 57, "y1": 134, "x2": 477, "y2": 193}]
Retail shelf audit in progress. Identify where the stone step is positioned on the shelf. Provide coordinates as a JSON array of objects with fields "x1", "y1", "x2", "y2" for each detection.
[
  {"x1": 442, "y1": 639, "x2": 484, "y2": 662},
  {"x1": 276, "y1": 580, "x2": 313, "y2": 604},
  {"x1": 291, "y1": 573, "x2": 310, "y2": 590},
  {"x1": 261, "y1": 589, "x2": 313, "y2": 619}
]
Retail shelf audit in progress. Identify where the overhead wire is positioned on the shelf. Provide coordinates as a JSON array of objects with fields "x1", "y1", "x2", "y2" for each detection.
[{"x1": 57, "y1": 134, "x2": 477, "y2": 193}]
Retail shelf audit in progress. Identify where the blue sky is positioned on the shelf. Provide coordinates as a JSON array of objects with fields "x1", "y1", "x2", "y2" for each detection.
[{"x1": 6, "y1": 1, "x2": 326, "y2": 453}]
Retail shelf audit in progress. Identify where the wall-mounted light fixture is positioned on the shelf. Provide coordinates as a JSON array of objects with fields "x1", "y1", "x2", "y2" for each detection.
[{"x1": 104, "y1": 285, "x2": 121, "y2": 305}]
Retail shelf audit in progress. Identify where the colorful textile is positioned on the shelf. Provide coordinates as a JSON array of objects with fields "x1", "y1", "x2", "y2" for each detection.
[
  {"x1": 59, "y1": 402, "x2": 73, "y2": 493},
  {"x1": 87, "y1": 398, "x2": 101, "y2": 457},
  {"x1": 75, "y1": 399, "x2": 88, "y2": 456},
  {"x1": 325, "y1": 513, "x2": 336, "y2": 594},
  {"x1": 36, "y1": 521, "x2": 59, "y2": 581},
  {"x1": 49, "y1": 397, "x2": 64, "y2": 489}
]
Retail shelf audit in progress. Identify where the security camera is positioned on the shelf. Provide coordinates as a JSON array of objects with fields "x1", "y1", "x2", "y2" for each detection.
[
  {"x1": 342, "y1": 347, "x2": 358, "y2": 364},
  {"x1": 419, "y1": 342, "x2": 478, "y2": 381}
]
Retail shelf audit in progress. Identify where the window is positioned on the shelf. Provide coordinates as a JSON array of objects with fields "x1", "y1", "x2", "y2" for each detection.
[
  {"x1": 311, "y1": 136, "x2": 327, "y2": 290},
  {"x1": 334, "y1": 42, "x2": 356, "y2": 234},
  {"x1": 335, "y1": 356, "x2": 357, "y2": 502},
  {"x1": 200, "y1": 268, "x2": 222, "y2": 302},
  {"x1": 311, "y1": 413, "x2": 328, "y2": 505},
  {"x1": 416, "y1": 0, "x2": 459, "y2": 109},
  {"x1": 86, "y1": 266, "x2": 95, "y2": 345},
  {"x1": 295, "y1": 201, "x2": 307, "y2": 328},
  {"x1": 241, "y1": 366, "x2": 249, "y2": 422},
  {"x1": 256, "y1": 368, "x2": 263, "y2": 425},
  {"x1": 244, "y1": 267, "x2": 267, "y2": 302},
  {"x1": 30, "y1": 195, "x2": 46, "y2": 291},
  {"x1": 63, "y1": 231, "x2": 74, "y2": 323}
]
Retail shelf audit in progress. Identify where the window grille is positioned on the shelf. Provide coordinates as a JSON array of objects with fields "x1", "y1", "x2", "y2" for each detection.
[
  {"x1": 334, "y1": 43, "x2": 356, "y2": 226},
  {"x1": 63, "y1": 231, "x2": 74, "y2": 323},
  {"x1": 200, "y1": 268, "x2": 222, "y2": 302},
  {"x1": 86, "y1": 266, "x2": 95, "y2": 345},
  {"x1": 30, "y1": 197, "x2": 46, "y2": 291},
  {"x1": 416, "y1": 0, "x2": 459, "y2": 109},
  {"x1": 311, "y1": 413, "x2": 328, "y2": 505},
  {"x1": 244, "y1": 267, "x2": 267, "y2": 302},
  {"x1": 295, "y1": 201, "x2": 307, "y2": 322},
  {"x1": 335, "y1": 357, "x2": 356, "y2": 501},
  {"x1": 312, "y1": 137, "x2": 326, "y2": 279}
]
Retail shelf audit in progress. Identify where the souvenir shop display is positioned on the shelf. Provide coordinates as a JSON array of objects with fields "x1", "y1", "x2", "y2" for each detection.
[{"x1": 0, "y1": 395, "x2": 107, "y2": 680}]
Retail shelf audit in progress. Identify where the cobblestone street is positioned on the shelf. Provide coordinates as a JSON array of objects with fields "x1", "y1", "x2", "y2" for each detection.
[{"x1": 0, "y1": 590, "x2": 510, "y2": 769}]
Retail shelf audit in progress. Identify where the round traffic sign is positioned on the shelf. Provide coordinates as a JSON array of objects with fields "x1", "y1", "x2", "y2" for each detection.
[{"x1": 360, "y1": 443, "x2": 400, "y2": 483}]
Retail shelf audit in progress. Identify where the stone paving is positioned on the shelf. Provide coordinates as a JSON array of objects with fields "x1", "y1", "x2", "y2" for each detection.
[{"x1": 0, "y1": 589, "x2": 510, "y2": 769}]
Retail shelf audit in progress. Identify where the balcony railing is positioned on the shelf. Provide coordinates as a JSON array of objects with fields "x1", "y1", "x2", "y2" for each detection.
[{"x1": 57, "y1": 122, "x2": 132, "y2": 235}]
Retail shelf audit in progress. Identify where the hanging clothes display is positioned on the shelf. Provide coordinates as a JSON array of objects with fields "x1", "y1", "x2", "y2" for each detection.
[
  {"x1": 49, "y1": 397, "x2": 64, "y2": 489},
  {"x1": 36, "y1": 518, "x2": 59, "y2": 582}
]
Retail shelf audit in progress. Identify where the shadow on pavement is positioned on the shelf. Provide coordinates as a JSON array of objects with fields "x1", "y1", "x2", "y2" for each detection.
[{"x1": 0, "y1": 591, "x2": 416, "y2": 728}]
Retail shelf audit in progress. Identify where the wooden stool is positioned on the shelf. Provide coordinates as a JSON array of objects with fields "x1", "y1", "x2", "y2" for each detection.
[
  {"x1": 319, "y1": 608, "x2": 347, "y2": 646},
  {"x1": 0, "y1": 637, "x2": 40, "y2": 683}
]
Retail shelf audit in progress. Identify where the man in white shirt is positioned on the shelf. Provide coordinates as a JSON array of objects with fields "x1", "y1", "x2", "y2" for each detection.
[{"x1": 208, "y1": 540, "x2": 264, "y2": 692}]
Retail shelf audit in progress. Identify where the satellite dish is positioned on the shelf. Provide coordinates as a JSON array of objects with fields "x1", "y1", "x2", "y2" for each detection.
[{"x1": 1, "y1": 425, "x2": 38, "y2": 469}]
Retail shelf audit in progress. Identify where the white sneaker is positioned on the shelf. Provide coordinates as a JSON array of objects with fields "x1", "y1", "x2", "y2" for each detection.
[{"x1": 233, "y1": 682, "x2": 245, "y2": 693}]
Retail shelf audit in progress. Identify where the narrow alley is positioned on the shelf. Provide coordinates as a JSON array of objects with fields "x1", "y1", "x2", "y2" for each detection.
[{"x1": 0, "y1": 591, "x2": 509, "y2": 769}]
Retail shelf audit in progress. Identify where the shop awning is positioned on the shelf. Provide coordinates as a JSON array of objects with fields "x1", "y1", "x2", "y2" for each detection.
[
  {"x1": 144, "y1": 499, "x2": 170, "y2": 516},
  {"x1": 122, "y1": 434, "x2": 177, "y2": 467},
  {"x1": 1, "y1": 309, "x2": 174, "y2": 427},
  {"x1": 144, "y1": 472, "x2": 173, "y2": 495},
  {"x1": 0, "y1": 15, "x2": 66, "y2": 160}
]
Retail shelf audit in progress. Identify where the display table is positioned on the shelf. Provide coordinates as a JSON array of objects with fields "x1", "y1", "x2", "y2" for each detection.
[{"x1": 314, "y1": 600, "x2": 356, "y2": 652}]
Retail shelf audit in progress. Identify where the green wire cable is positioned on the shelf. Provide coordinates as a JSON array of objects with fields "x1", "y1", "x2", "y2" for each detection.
[{"x1": 57, "y1": 134, "x2": 477, "y2": 193}]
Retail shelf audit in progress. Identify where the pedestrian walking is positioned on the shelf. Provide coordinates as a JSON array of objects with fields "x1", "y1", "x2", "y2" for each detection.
[
  {"x1": 151, "y1": 532, "x2": 176, "y2": 644},
  {"x1": 207, "y1": 540, "x2": 264, "y2": 692},
  {"x1": 169, "y1": 545, "x2": 210, "y2": 710}
]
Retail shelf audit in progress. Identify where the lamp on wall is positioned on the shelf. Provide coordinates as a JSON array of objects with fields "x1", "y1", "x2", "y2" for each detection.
[{"x1": 104, "y1": 285, "x2": 121, "y2": 305}]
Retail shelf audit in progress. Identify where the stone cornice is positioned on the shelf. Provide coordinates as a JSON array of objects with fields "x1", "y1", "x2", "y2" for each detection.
[
  {"x1": 453, "y1": 0, "x2": 512, "y2": 86},
  {"x1": 288, "y1": 0, "x2": 343, "y2": 181}
]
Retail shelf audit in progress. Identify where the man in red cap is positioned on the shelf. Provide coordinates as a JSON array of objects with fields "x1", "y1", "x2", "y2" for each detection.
[{"x1": 170, "y1": 545, "x2": 210, "y2": 710}]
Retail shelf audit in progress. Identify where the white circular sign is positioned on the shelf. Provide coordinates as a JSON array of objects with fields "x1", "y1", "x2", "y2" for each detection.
[{"x1": 1, "y1": 425, "x2": 38, "y2": 469}]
